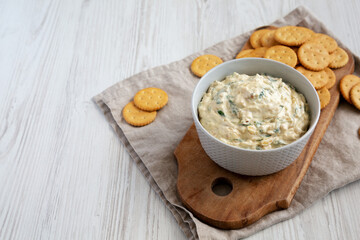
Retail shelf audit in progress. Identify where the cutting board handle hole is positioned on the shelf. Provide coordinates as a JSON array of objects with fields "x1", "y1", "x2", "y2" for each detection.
[{"x1": 211, "y1": 177, "x2": 233, "y2": 196}]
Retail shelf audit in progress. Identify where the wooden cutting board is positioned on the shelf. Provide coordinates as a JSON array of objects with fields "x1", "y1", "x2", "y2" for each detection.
[{"x1": 174, "y1": 27, "x2": 355, "y2": 230}]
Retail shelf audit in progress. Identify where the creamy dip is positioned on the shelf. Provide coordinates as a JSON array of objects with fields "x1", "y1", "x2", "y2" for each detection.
[{"x1": 198, "y1": 73, "x2": 310, "y2": 150}]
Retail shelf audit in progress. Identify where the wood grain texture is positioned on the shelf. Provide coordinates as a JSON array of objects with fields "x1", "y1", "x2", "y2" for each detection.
[{"x1": 0, "y1": 0, "x2": 359, "y2": 239}]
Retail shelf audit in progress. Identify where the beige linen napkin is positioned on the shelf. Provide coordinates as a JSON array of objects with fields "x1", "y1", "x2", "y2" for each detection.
[{"x1": 93, "y1": 6, "x2": 360, "y2": 240}]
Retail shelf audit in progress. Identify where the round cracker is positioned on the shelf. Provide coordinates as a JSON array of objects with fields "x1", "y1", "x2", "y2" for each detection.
[
  {"x1": 250, "y1": 29, "x2": 270, "y2": 48},
  {"x1": 264, "y1": 45, "x2": 297, "y2": 67},
  {"x1": 298, "y1": 42, "x2": 330, "y2": 71},
  {"x1": 329, "y1": 47, "x2": 349, "y2": 69},
  {"x1": 310, "y1": 33, "x2": 338, "y2": 53},
  {"x1": 324, "y1": 67, "x2": 336, "y2": 89},
  {"x1": 350, "y1": 83, "x2": 360, "y2": 110},
  {"x1": 191, "y1": 54, "x2": 223, "y2": 77},
  {"x1": 123, "y1": 101, "x2": 157, "y2": 127},
  {"x1": 260, "y1": 30, "x2": 279, "y2": 47},
  {"x1": 134, "y1": 87, "x2": 168, "y2": 111},
  {"x1": 235, "y1": 49, "x2": 254, "y2": 59},
  {"x1": 274, "y1": 26, "x2": 314, "y2": 46},
  {"x1": 240, "y1": 47, "x2": 268, "y2": 58},
  {"x1": 292, "y1": 47, "x2": 300, "y2": 65},
  {"x1": 340, "y1": 74, "x2": 360, "y2": 103},
  {"x1": 317, "y1": 87, "x2": 331, "y2": 109},
  {"x1": 296, "y1": 66, "x2": 328, "y2": 89}
]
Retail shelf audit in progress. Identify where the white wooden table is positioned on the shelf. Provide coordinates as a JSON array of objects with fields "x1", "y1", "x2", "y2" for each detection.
[{"x1": 1, "y1": 0, "x2": 359, "y2": 239}]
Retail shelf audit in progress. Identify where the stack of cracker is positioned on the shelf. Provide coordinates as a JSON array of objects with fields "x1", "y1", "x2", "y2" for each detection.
[
  {"x1": 122, "y1": 87, "x2": 168, "y2": 126},
  {"x1": 339, "y1": 74, "x2": 360, "y2": 111},
  {"x1": 190, "y1": 25, "x2": 360, "y2": 111},
  {"x1": 236, "y1": 26, "x2": 350, "y2": 109}
]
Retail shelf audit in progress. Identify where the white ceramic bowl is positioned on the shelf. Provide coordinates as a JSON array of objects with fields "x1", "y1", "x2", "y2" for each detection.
[{"x1": 192, "y1": 58, "x2": 320, "y2": 176}]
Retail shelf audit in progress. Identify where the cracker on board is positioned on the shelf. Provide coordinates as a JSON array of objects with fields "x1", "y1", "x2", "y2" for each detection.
[
  {"x1": 274, "y1": 26, "x2": 314, "y2": 46},
  {"x1": 310, "y1": 33, "x2": 338, "y2": 53},
  {"x1": 243, "y1": 47, "x2": 268, "y2": 58},
  {"x1": 350, "y1": 83, "x2": 360, "y2": 111},
  {"x1": 123, "y1": 101, "x2": 157, "y2": 127},
  {"x1": 250, "y1": 29, "x2": 270, "y2": 48},
  {"x1": 317, "y1": 87, "x2": 331, "y2": 109},
  {"x1": 134, "y1": 87, "x2": 169, "y2": 111},
  {"x1": 296, "y1": 66, "x2": 328, "y2": 89},
  {"x1": 235, "y1": 49, "x2": 254, "y2": 59},
  {"x1": 191, "y1": 54, "x2": 223, "y2": 77},
  {"x1": 329, "y1": 47, "x2": 349, "y2": 69},
  {"x1": 236, "y1": 47, "x2": 268, "y2": 59},
  {"x1": 298, "y1": 42, "x2": 330, "y2": 71},
  {"x1": 264, "y1": 45, "x2": 297, "y2": 67},
  {"x1": 260, "y1": 30, "x2": 279, "y2": 47},
  {"x1": 292, "y1": 47, "x2": 300, "y2": 65},
  {"x1": 340, "y1": 74, "x2": 360, "y2": 103},
  {"x1": 324, "y1": 67, "x2": 336, "y2": 89}
]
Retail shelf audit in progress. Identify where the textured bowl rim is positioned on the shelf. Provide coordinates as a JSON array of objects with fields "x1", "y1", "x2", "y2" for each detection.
[{"x1": 191, "y1": 58, "x2": 321, "y2": 153}]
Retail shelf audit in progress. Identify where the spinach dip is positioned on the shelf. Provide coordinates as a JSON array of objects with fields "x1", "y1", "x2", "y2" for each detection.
[{"x1": 198, "y1": 73, "x2": 310, "y2": 150}]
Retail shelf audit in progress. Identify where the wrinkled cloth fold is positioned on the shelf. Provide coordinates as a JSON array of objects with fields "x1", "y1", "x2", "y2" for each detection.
[{"x1": 93, "y1": 6, "x2": 360, "y2": 240}]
